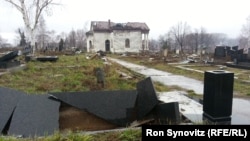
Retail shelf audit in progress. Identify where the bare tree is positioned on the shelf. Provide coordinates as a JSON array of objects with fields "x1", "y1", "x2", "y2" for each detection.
[
  {"x1": 68, "y1": 29, "x2": 76, "y2": 48},
  {"x1": 76, "y1": 29, "x2": 86, "y2": 50},
  {"x1": 36, "y1": 15, "x2": 49, "y2": 50},
  {"x1": 4, "y1": 0, "x2": 60, "y2": 54},
  {"x1": 239, "y1": 15, "x2": 250, "y2": 48},
  {"x1": 170, "y1": 22, "x2": 191, "y2": 56}
]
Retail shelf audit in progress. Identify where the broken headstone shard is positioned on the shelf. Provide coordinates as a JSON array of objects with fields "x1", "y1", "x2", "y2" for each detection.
[
  {"x1": 152, "y1": 102, "x2": 180, "y2": 124},
  {"x1": 0, "y1": 87, "x2": 26, "y2": 134},
  {"x1": 8, "y1": 95, "x2": 60, "y2": 137},
  {"x1": 203, "y1": 70, "x2": 234, "y2": 124},
  {"x1": 136, "y1": 77, "x2": 159, "y2": 119},
  {"x1": 50, "y1": 90, "x2": 137, "y2": 126}
]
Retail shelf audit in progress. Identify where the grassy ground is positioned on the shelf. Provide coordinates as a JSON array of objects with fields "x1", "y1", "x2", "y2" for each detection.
[
  {"x1": 0, "y1": 128, "x2": 141, "y2": 141},
  {"x1": 0, "y1": 54, "x2": 170, "y2": 94}
]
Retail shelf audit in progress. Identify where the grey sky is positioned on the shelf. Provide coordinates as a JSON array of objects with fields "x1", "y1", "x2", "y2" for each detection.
[{"x1": 0, "y1": 0, "x2": 250, "y2": 44}]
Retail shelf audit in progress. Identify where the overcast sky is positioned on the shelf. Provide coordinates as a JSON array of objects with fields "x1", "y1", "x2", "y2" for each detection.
[{"x1": 1, "y1": 0, "x2": 250, "y2": 44}]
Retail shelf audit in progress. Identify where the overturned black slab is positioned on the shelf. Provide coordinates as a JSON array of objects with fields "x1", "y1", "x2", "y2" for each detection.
[
  {"x1": 136, "y1": 77, "x2": 159, "y2": 119},
  {"x1": 50, "y1": 90, "x2": 137, "y2": 126},
  {"x1": 8, "y1": 95, "x2": 60, "y2": 137},
  {"x1": 0, "y1": 50, "x2": 19, "y2": 62},
  {"x1": 36, "y1": 56, "x2": 58, "y2": 62},
  {"x1": 0, "y1": 61, "x2": 21, "y2": 69},
  {"x1": 0, "y1": 87, "x2": 26, "y2": 134}
]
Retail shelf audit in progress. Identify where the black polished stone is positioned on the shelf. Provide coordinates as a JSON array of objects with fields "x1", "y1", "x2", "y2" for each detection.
[
  {"x1": 0, "y1": 87, "x2": 25, "y2": 134},
  {"x1": 50, "y1": 90, "x2": 137, "y2": 126},
  {"x1": 136, "y1": 77, "x2": 159, "y2": 119},
  {"x1": 8, "y1": 95, "x2": 60, "y2": 137},
  {"x1": 203, "y1": 70, "x2": 234, "y2": 121}
]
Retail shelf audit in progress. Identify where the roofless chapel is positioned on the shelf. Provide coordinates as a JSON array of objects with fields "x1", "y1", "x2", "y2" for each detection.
[{"x1": 86, "y1": 20, "x2": 150, "y2": 53}]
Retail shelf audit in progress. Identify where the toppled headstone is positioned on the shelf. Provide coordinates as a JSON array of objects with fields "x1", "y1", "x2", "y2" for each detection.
[
  {"x1": 50, "y1": 90, "x2": 138, "y2": 126},
  {"x1": 0, "y1": 87, "x2": 26, "y2": 134},
  {"x1": 136, "y1": 77, "x2": 159, "y2": 119},
  {"x1": 0, "y1": 50, "x2": 20, "y2": 69},
  {"x1": 36, "y1": 56, "x2": 58, "y2": 62},
  {"x1": 8, "y1": 95, "x2": 60, "y2": 137}
]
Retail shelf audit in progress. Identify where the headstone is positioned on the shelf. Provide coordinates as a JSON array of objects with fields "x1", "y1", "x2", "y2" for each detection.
[
  {"x1": 50, "y1": 90, "x2": 137, "y2": 126},
  {"x1": 163, "y1": 49, "x2": 168, "y2": 57},
  {"x1": 214, "y1": 46, "x2": 226, "y2": 57},
  {"x1": 203, "y1": 70, "x2": 234, "y2": 124},
  {"x1": 95, "y1": 67, "x2": 105, "y2": 87},
  {"x1": 153, "y1": 102, "x2": 180, "y2": 124},
  {"x1": 0, "y1": 50, "x2": 19, "y2": 62},
  {"x1": 8, "y1": 95, "x2": 60, "y2": 137},
  {"x1": 36, "y1": 56, "x2": 58, "y2": 62},
  {"x1": 136, "y1": 77, "x2": 159, "y2": 119},
  {"x1": 176, "y1": 49, "x2": 179, "y2": 55},
  {"x1": 0, "y1": 87, "x2": 26, "y2": 134}
]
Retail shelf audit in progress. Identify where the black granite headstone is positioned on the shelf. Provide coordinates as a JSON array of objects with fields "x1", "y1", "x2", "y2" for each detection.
[
  {"x1": 203, "y1": 70, "x2": 234, "y2": 124},
  {"x1": 214, "y1": 46, "x2": 226, "y2": 57},
  {"x1": 0, "y1": 87, "x2": 26, "y2": 134},
  {"x1": 136, "y1": 77, "x2": 159, "y2": 119},
  {"x1": 8, "y1": 95, "x2": 60, "y2": 137},
  {"x1": 0, "y1": 50, "x2": 19, "y2": 62},
  {"x1": 153, "y1": 102, "x2": 180, "y2": 124},
  {"x1": 50, "y1": 90, "x2": 137, "y2": 126}
]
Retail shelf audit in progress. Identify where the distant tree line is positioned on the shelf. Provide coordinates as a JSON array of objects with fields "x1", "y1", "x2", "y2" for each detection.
[{"x1": 148, "y1": 21, "x2": 240, "y2": 57}]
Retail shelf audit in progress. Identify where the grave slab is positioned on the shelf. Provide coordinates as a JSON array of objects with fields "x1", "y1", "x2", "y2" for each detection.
[
  {"x1": 0, "y1": 87, "x2": 25, "y2": 134},
  {"x1": 8, "y1": 95, "x2": 60, "y2": 137},
  {"x1": 136, "y1": 77, "x2": 159, "y2": 119},
  {"x1": 50, "y1": 90, "x2": 137, "y2": 126}
]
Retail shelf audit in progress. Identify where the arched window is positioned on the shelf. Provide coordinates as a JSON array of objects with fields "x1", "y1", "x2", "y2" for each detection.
[{"x1": 125, "y1": 38, "x2": 130, "y2": 48}]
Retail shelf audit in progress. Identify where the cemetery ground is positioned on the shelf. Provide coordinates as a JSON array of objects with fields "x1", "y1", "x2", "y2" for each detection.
[
  {"x1": 0, "y1": 52, "x2": 170, "y2": 141},
  {"x1": 110, "y1": 53, "x2": 250, "y2": 99},
  {"x1": 1, "y1": 51, "x2": 250, "y2": 140}
]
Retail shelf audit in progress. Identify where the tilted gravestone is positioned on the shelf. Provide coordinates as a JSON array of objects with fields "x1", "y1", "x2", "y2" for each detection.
[
  {"x1": 0, "y1": 87, "x2": 26, "y2": 134},
  {"x1": 8, "y1": 95, "x2": 60, "y2": 137},
  {"x1": 50, "y1": 90, "x2": 138, "y2": 126},
  {"x1": 94, "y1": 67, "x2": 105, "y2": 87},
  {"x1": 136, "y1": 77, "x2": 159, "y2": 119},
  {"x1": 0, "y1": 50, "x2": 20, "y2": 69}
]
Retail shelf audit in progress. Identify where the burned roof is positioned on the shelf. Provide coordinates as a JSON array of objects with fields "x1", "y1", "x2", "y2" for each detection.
[{"x1": 90, "y1": 20, "x2": 150, "y2": 33}]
